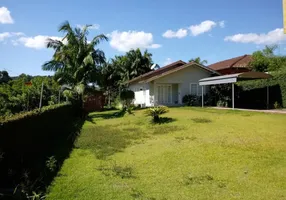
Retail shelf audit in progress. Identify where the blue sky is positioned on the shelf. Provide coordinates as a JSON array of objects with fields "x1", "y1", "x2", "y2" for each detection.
[{"x1": 0, "y1": 0, "x2": 285, "y2": 76}]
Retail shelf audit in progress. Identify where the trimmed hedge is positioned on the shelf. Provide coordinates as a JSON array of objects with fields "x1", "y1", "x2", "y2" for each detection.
[
  {"x1": 0, "y1": 103, "x2": 83, "y2": 195},
  {"x1": 237, "y1": 70, "x2": 286, "y2": 108}
]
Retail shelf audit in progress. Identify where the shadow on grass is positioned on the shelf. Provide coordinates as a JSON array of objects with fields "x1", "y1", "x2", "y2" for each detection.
[
  {"x1": 152, "y1": 117, "x2": 176, "y2": 124},
  {"x1": 192, "y1": 118, "x2": 212, "y2": 123},
  {"x1": 89, "y1": 110, "x2": 126, "y2": 119},
  {"x1": 86, "y1": 115, "x2": 96, "y2": 124},
  {"x1": 152, "y1": 124, "x2": 184, "y2": 135},
  {"x1": 75, "y1": 125, "x2": 147, "y2": 160}
]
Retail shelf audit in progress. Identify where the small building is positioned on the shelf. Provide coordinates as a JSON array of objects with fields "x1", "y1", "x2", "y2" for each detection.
[{"x1": 84, "y1": 93, "x2": 105, "y2": 112}]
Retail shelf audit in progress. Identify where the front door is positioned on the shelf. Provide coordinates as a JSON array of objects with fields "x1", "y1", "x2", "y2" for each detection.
[{"x1": 157, "y1": 84, "x2": 172, "y2": 104}]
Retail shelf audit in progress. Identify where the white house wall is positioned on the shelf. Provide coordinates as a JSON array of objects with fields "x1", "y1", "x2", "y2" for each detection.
[
  {"x1": 128, "y1": 83, "x2": 152, "y2": 107},
  {"x1": 154, "y1": 66, "x2": 210, "y2": 102}
]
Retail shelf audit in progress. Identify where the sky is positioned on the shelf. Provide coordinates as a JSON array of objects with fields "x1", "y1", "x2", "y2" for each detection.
[{"x1": 0, "y1": 0, "x2": 285, "y2": 76}]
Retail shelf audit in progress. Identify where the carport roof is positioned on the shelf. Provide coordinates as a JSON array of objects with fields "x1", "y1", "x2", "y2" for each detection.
[{"x1": 199, "y1": 71, "x2": 272, "y2": 86}]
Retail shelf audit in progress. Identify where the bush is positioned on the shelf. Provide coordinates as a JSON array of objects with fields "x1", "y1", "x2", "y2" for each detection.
[
  {"x1": 120, "y1": 90, "x2": 135, "y2": 107},
  {"x1": 145, "y1": 106, "x2": 169, "y2": 122},
  {"x1": 0, "y1": 103, "x2": 82, "y2": 197},
  {"x1": 182, "y1": 95, "x2": 200, "y2": 106}
]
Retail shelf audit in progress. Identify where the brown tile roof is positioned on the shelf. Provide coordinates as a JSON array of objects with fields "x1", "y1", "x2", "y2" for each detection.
[
  {"x1": 128, "y1": 60, "x2": 186, "y2": 84},
  {"x1": 208, "y1": 55, "x2": 252, "y2": 71},
  {"x1": 128, "y1": 61, "x2": 219, "y2": 84}
]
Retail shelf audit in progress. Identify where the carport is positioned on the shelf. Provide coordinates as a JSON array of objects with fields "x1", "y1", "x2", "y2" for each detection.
[{"x1": 199, "y1": 72, "x2": 272, "y2": 109}]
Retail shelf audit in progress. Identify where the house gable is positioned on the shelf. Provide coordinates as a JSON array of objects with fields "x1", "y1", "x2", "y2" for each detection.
[{"x1": 128, "y1": 60, "x2": 186, "y2": 85}]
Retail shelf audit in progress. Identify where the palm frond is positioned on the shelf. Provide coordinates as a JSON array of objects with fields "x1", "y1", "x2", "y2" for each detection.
[
  {"x1": 89, "y1": 34, "x2": 108, "y2": 47},
  {"x1": 46, "y1": 38, "x2": 63, "y2": 49},
  {"x1": 42, "y1": 60, "x2": 63, "y2": 71}
]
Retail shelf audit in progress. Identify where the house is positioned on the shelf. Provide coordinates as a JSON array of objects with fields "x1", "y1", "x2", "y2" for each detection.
[
  {"x1": 208, "y1": 55, "x2": 252, "y2": 75},
  {"x1": 128, "y1": 61, "x2": 218, "y2": 107}
]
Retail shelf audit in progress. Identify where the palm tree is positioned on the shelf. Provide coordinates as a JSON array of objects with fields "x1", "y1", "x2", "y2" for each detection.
[
  {"x1": 111, "y1": 48, "x2": 153, "y2": 86},
  {"x1": 42, "y1": 21, "x2": 108, "y2": 99},
  {"x1": 189, "y1": 57, "x2": 208, "y2": 65}
]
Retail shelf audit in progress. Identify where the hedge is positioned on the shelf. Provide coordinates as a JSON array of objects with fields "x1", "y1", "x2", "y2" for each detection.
[
  {"x1": 237, "y1": 70, "x2": 286, "y2": 108},
  {"x1": 0, "y1": 103, "x2": 83, "y2": 195}
]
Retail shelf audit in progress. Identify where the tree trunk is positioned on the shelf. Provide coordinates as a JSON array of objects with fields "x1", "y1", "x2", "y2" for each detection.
[{"x1": 154, "y1": 115, "x2": 159, "y2": 122}]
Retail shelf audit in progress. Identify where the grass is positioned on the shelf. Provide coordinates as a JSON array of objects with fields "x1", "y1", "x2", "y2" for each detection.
[{"x1": 46, "y1": 108, "x2": 286, "y2": 200}]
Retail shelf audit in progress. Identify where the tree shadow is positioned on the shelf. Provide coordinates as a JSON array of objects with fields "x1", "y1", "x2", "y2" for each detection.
[
  {"x1": 86, "y1": 115, "x2": 96, "y2": 124},
  {"x1": 89, "y1": 110, "x2": 126, "y2": 119},
  {"x1": 152, "y1": 117, "x2": 176, "y2": 124}
]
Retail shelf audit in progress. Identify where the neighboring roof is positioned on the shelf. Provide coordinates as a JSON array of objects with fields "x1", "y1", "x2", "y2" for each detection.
[
  {"x1": 129, "y1": 61, "x2": 219, "y2": 84},
  {"x1": 199, "y1": 71, "x2": 272, "y2": 86},
  {"x1": 128, "y1": 60, "x2": 186, "y2": 84},
  {"x1": 208, "y1": 55, "x2": 252, "y2": 71}
]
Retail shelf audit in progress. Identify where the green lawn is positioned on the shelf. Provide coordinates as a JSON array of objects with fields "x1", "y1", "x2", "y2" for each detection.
[{"x1": 47, "y1": 107, "x2": 286, "y2": 200}]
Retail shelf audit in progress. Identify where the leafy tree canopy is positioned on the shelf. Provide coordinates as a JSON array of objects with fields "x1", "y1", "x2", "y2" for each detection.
[
  {"x1": 189, "y1": 57, "x2": 208, "y2": 65},
  {"x1": 42, "y1": 21, "x2": 108, "y2": 98},
  {"x1": 0, "y1": 71, "x2": 11, "y2": 84},
  {"x1": 250, "y1": 45, "x2": 286, "y2": 72}
]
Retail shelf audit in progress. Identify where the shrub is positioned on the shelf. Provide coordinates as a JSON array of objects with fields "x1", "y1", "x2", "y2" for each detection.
[
  {"x1": 274, "y1": 101, "x2": 281, "y2": 109},
  {"x1": 120, "y1": 90, "x2": 135, "y2": 106},
  {"x1": 0, "y1": 103, "x2": 82, "y2": 197},
  {"x1": 120, "y1": 90, "x2": 135, "y2": 113},
  {"x1": 145, "y1": 106, "x2": 169, "y2": 122},
  {"x1": 182, "y1": 95, "x2": 200, "y2": 106}
]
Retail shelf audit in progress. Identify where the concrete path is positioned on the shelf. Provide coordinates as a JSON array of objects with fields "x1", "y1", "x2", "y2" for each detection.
[{"x1": 212, "y1": 107, "x2": 286, "y2": 114}]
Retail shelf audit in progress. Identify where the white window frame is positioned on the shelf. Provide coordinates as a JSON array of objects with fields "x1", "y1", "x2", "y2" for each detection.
[
  {"x1": 190, "y1": 83, "x2": 203, "y2": 96},
  {"x1": 156, "y1": 84, "x2": 172, "y2": 104}
]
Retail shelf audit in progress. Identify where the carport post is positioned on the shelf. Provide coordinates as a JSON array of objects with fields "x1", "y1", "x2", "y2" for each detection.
[
  {"x1": 202, "y1": 85, "x2": 204, "y2": 108},
  {"x1": 267, "y1": 85, "x2": 269, "y2": 109},
  {"x1": 232, "y1": 83, "x2": 234, "y2": 110}
]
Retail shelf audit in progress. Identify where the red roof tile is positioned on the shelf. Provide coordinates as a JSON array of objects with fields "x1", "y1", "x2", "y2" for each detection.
[
  {"x1": 208, "y1": 55, "x2": 252, "y2": 71},
  {"x1": 128, "y1": 60, "x2": 186, "y2": 84},
  {"x1": 128, "y1": 61, "x2": 219, "y2": 84}
]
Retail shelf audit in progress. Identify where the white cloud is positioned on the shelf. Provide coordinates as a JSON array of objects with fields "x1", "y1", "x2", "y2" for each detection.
[
  {"x1": 162, "y1": 28, "x2": 188, "y2": 39},
  {"x1": 18, "y1": 35, "x2": 65, "y2": 49},
  {"x1": 219, "y1": 21, "x2": 225, "y2": 28},
  {"x1": 109, "y1": 30, "x2": 161, "y2": 52},
  {"x1": 0, "y1": 32, "x2": 11, "y2": 41},
  {"x1": 11, "y1": 40, "x2": 19, "y2": 46},
  {"x1": 0, "y1": 7, "x2": 14, "y2": 24},
  {"x1": 189, "y1": 20, "x2": 217, "y2": 36},
  {"x1": 163, "y1": 58, "x2": 172, "y2": 65},
  {"x1": 224, "y1": 28, "x2": 286, "y2": 45},
  {"x1": 76, "y1": 24, "x2": 100, "y2": 30},
  {"x1": 0, "y1": 32, "x2": 24, "y2": 41}
]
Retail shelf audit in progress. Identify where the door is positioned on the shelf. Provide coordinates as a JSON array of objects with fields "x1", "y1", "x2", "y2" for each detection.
[{"x1": 157, "y1": 84, "x2": 172, "y2": 104}]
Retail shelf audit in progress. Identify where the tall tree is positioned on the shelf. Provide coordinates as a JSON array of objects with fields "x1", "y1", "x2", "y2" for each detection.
[
  {"x1": 110, "y1": 48, "x2": 153, "y2": 86},
  {"x1": 42, "y1": 21, "x2": 108, "y2": 99},
  {"x1": 250, "y1": 45, "x2": 286, "y2": 72},
  {"x1": 189, "y1": 57, "x2": 208, "y2": 65},
  {"x1": 98, "y1": 48, "x2": 153, "y2": 106},
  {"x1": 0, "y1": 71, "x2": 11, "y2": 84}
]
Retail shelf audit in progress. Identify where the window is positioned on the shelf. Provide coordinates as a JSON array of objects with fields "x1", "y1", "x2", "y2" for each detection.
[
  {"x1": 190, "y1": 83, "x2": 203, "y2": 96},
  {"x1": 190, "y1": 84, "x2": 198, "y2": 95}
]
